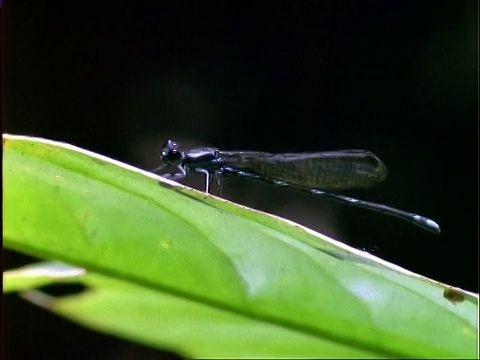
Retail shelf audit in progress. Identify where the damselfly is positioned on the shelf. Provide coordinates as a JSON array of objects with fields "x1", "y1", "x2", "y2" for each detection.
[{"x1": 153, "y1": 139, "x2": 440, "y2": 234}]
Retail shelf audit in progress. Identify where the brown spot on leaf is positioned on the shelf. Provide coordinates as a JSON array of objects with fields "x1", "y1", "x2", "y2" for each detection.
[{"x1": 443, "y1": 287, "x2": 465, "y2": 305}]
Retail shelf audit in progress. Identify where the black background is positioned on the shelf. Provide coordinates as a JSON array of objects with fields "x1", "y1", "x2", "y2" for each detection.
[{"x1": 3, "y1": 1, "x2": 478, "y2": 359}]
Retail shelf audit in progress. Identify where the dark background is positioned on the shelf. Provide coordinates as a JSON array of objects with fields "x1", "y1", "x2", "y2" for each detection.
[{"x1": 3, "y1": 1, "x2": 477, "y2": 359}]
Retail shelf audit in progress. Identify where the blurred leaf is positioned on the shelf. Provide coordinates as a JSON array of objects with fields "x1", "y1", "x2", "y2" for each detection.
[{"x1": 3, "y1": 261, "x2": 85, "y2": 293}]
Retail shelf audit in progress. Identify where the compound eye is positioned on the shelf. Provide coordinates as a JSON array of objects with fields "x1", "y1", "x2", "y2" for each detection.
[
  {"x1": 161, "y1": 139, "x2": 182, "y2": 165},
  {"x1": 162, "y1": 139, "x2": 178, "y2": 150},
  {"x1": 162, "y1": 148, "x2": 182, "y2": 165}
]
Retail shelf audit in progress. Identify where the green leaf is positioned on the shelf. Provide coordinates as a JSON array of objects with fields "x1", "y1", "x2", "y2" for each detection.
[
  {"x1": 3, "y1": 134, "x2": 478, "y2": 358},
  {"x1": 6, "y1": 262, "x2": 383, "y2": 358}
]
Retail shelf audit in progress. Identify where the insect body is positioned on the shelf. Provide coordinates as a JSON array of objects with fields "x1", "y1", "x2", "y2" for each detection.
[{"x1": 153, "y1": 139, "x2": 440, "y2": 234}]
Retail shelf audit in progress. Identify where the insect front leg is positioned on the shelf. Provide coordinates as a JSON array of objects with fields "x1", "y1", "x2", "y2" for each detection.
[{"x1": 161, "y1": 165, "x2": 187, "y2": 181}]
